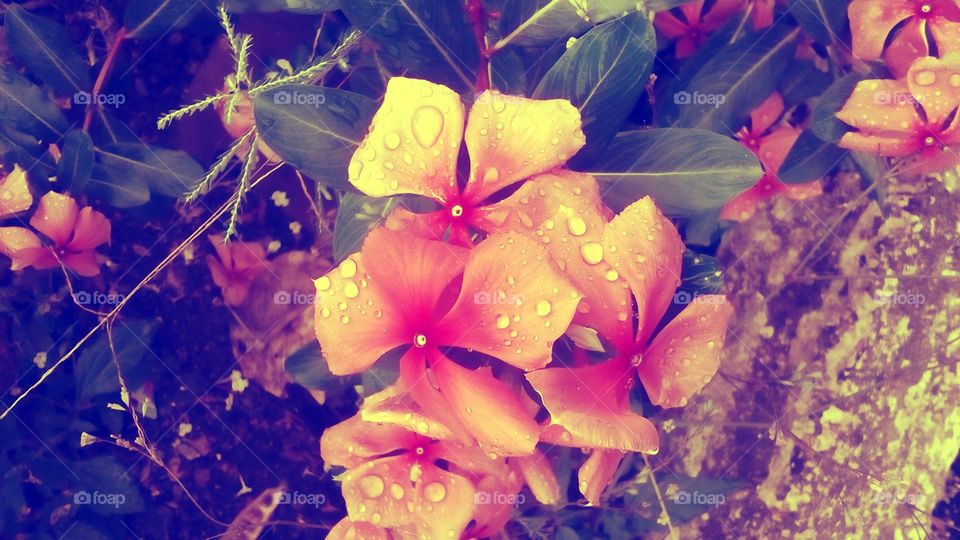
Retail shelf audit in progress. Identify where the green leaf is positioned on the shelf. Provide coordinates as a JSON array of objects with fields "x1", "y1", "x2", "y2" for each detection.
[
  {"x1": 498, "y1": 0, "x2": 639, "y2": 48},
  {"x1": 778, "y1": 128, "x2": 847, "y2": 183},
  {"x1": 787, "y1": 0, "x2": 849, "y2": 44},
  {"x1": 777, "y1": 61, "x2": 832, "y2": 106},
  {"x1": 585, "y1": 129, "x2": 762, "y2": 216},
  {"x1": 4, "y1": 5, "x2": 92, "y2": 95},
  {"x1": 254, "y1": 85, "x2": 377, "y2": 191},
  {"x1": 565, "y1": 324, "x2": 605, "y2": 353},
  {"x1": 0, "y1": 66, "x2": 70, "y2": 140},
  {"x1": 534, "y1": 12, "x2": 655, "y2": 166},
  {"x1": 86, "y1": 167, "x2": 151, "y2": 208},
  {"x1": 674, "y1": 24, "x2": 802, "y2": 134},
  {"x1": 221, "y1": 0, "x2": 339, "y2": 12},
  {"x1": 124, "y1": 0, "x2": 203, "y2": 40},
  {"x1": 285, "y1": 342, "x2": 353, "y2": 391},
  {"x1": 58, "y1": 130, "x2": 95, "y2": 192},
  {"x1": 810, "y1": 72, "x2": 866, "y2": 143},
  {"x1": 333, "y1": 192, "x2": 400, "y2": 262},
  {"x1": 94, "y1": 143, "x2": 204, "y2": 198},
  {"x1": 340, "y1": 0, "x2": 480, "y2": 93},
  {"x1": 680, "y1": 251, "x2": 724, "y2": 296},
  {"x1": 75, "y1": 320, "x2": 157, "y2": 400}
]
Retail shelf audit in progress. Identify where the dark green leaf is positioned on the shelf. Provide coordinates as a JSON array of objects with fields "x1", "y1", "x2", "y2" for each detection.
[
  {"x1": 680, "y1": 251, "x2": 724, "y2": 295},
  {"x1": 534, "y1": 12, "x2": 655, "y2": 166},
  {"x1": 285, "y1": 342, "x2": 354, "y2": 391},
  {"x1": 0, "y1": 66, "x2": 70, "y2": 140},
  {"x1": 674, "y1": 24, "x2": 802, "y2": 134},
  {"x1": 340, "y1": 0, "x2": 479, "y2": 93},
  {"x1": 75, "y1": 320, "x2": 157, "y2": 400},
  {"x1": 254, "y1": 85, "x2": 377, "y2": 191},
  {"x1": 73, "y1": 457, "x2": 146, "y2": 515},
  {"x1": 333, "y1": 192, "x2": 399, "y2": 262},
  {"x1": 4, "y1": 5, "x2": 92, "y2": 95},
  {"x1": 86, "y1": 166, "x2": 151, "y2": 208},
  {"x1": 810, "y1": 72, "x2": 866, "y2": 143},
  {"x1": 94, "y1": 143, "x2": 204, "y2": 198},
  {"x1": 584, "y1": 129, "x2": 762, "y2": 216},
  {"x1": 779, "y1": 128, "x2": 847, "y2": 183},
  {"x1": 777, "y1": 61, "x2": 832, "y2": 106},
  {"x1": 124, "y1": 0, "x2": 203, "y2": 40},
  {"x1": 682, "y1": 208, "x2": 723, "y2": 247},
  {"x1": 499, "y1": 0, "x2": 640, "y2": 47},
  {"x1": 645, "y1": 0, "x2": 694, "y2": 9},
  {"x1": 788, "y1": 0, "x2": 849, "y2": 44},
  {"x1": 58, "y1": 130, "x2": 95, "y2": 192}
]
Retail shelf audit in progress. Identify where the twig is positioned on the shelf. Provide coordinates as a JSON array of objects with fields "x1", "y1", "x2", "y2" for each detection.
[{"x1": 83, "y1": 27, "x2": 128, "y2": 132}]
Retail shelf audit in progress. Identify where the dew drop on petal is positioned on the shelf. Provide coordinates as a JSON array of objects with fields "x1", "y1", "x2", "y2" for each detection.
[
  {"x1": 383, "y1": 131, "x2": 401, "y2": 150},
  {"x1": 950, "y1": 73, "x2": 960, "y2": 88},
  {"x1": 412, "y1": 106, "x2": 445, "y2": 148},
  {"x1": 482, "y1": 167, "x2": 500, "y2": 184},
  {"x1": 424, "y1": 482, "x2": 447, "y2": 503},
  {"x1": 580, "y1": 242, "x2": 604, "y2": 265},
  {"x1": 604, "y1": 269, "x2": 619, "y2": 282},
  {"x1": 359, "y1": 475, "x2": 384, "y2": 498},
  {"x1": 315, "y1": 276, "x2": 331, "y2": 291},
  {"x1": 914, "y1": 70, "x2": 937, "y2": 86},
  {"x1": 496, "y1": 314, "x2": 510, "y2": 329},
  {"x1": 339, "y1": 259, "x2": 358, "y2": 278},
  {"x1": 566, "y1": 216, "x2": 587, "y2": 236},
  {"x1": 390, "y1": 483, "x2": 405, "y2": 500},
  {"x1": 535, "y1": 300, "x2": 552, "y2": 317},
  {"x1": 344, "y1": 281, "x2": 360, "y2": 299}
]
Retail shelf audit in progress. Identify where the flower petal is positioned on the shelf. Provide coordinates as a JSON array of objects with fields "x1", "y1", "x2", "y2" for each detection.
[
  {"x1": 653, "y1": 11, "x2": 689, "y2": 39},
  {"x1": 839, "y1": 131, "x2": 919, "y2": 157},
  {"x1": 320, "y1": 413, "x2": 420, "y2": 469},
  {"x1": 578, "y1": 449, "x2": 625, "y2": 506},
  {"x1": 526, "y1": 359, "x2": 660, "y2": 453},
  {"x1": 906, "y1": 54, "x2": 960, "y2": 126},
  {"x1": 757, "y1": 126, "x2": 801, "y2": 173},
  {"x1": 0, "y1": 165, "x2": 33, "y2": 219},
  {"x1": 702, "y1": 0, "x2": 743, "y2": 29},
  {"x1": 436, "y1": 230, "x2": 581, "y2": 371},
  {"x1": 348, "y1": 78, "x2": 464, "y2": 202},
  {"x1": 748, "y1": 93, "x2": 785, "y2": 135},
  {"x1": 848, "y1": 0, "x2": 914, "y2": 60},
  {"x1": 340, "y1": 455, "x2": 476, "y2": 539},
  {"x1": 884, "y1": 19, "x2": 930, "y2": 78},
  {"x1": 30, "y1": 191, "x2": 78, "y2": 247},
  {"x1": 602, "y1": 197, "x2": 684, "y2": 347},
  {"x1": 513, "y1": 451, "x2": 561, "y2": 505},
  {"x1": 639, "y1": 295, "x2": 733, "y2": 408},
  {"x1": 430, "y1": 353, "x2": 539, "y2": 456},
  {"x1": 835, "y1": 79, "x2": 920, "y2": 137},
  {"x1": 476, "y1": 171, "x2": 634, "y2": 352},
  {"x1": 62, "y1": 250, "x2": 102, "y2": 277},
  {"x1": 68, "y1": 207, "x2": 111, "y2": 251},
  {"x1": 0, "y1": 227, "x2": 51, "y2": 271},
  {"x1": 462, "y1": 92, "x2": 584, "y2": 203},
  {"x1": 360, "y1": 384, "x2": 454, "y2": 440},
  {"x1": 327, "y1": 519, "x2": 389, "y2": 540}
]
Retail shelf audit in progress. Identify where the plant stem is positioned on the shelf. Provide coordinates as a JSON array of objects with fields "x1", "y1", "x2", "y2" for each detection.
[
  {"x1": 83, "y1": 27, "x2": 128, "y2": 132},
  {"x1": 466, "y1": 0, "x2": 490, "y2": 91}
]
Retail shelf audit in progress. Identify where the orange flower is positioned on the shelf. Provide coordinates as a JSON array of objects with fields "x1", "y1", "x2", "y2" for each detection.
[
  {"x1": 205, "y1": 235, "x2": 269, "y2": 306},
  {"x1": 836, "y1": 54, "x2": 960, "y2": 168},
  {"x1": 0, "y1": 165, "x2": 33, "y2": 219},
  {"x1": 320, "y1": 388, "x2": 521, "y2": 538},
  {"x1": 0, "y1": 191, "x2": 110, "y2": 276},
  {"x1": 478, "y1": 176, "x2": 732, "y2": 503},
  {"x1": 849, "y1": 0, "x2": 960, "y2": 76},
  {"x1": 721, "y1": 93, "x2": 822, "y2": 221},
  {"x1": 313, "y1": 227, "x2": 581, "y2": 455},
  {"x1": 748, "y1": 0, "x2": 777, "y2": 29},
  {"x1": 655, "y1": 0, "x2": 743, "y2": 58},
  {"x1": 346, "y1": 77, "x2": 585, "y2": 246}
]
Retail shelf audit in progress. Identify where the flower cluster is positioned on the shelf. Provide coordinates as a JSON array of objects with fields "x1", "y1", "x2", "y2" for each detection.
[{"x1": 314, "y1": 78, "x2": 733, "y2": 538}]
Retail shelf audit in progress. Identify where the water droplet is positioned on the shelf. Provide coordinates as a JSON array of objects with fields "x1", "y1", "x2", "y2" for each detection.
[
  {"x1": 359, "y1": 475, "x2": 384, "y2": 498},
  {"x1": 535, "y1": 300, "x2": 552, "y2": 316},
  {"x1": 482, "y1": 167, "x2": 500, "y2": 184},
  {"x1": 496, "y1": 314, "x2": 510, "y2": 329},
  {"x1": 604, "y1": 269, "x2": 619, "y2": 281},
  {"x1": 319, "y1": 307, "x2": 331, "y2": 318},
  {"x1": 580, "y1": 242, "x2": 603, "y2": 265},
  {"x1": 383, "y1": 131, "x2": 401, "y2": 150},
  {"x1": 315, "y1": 276, "x2": 331, "y2": 291},
  {"x1": 339, "y1": 259, "x2": 358, "y2": 278},
  {"x1": 390, "y1": 483, "x2": 405, "y2": 500},
  {"x1": 950, "y1": 73, "x2": 960, "y2": 88},
  {"x1": 914, "y1": 70, "x2": 937, "y2": 86},
  {"x1": 344, "y1": 281, "x2": 360, "y2": 299},
  {"x1": 340, "y1": 315, "x2": 350, "y2": 324},
  {"x1": 492, "y1": 99, "x2": 506, "y2": 113},
  {"x1": 424, "y1": 482, "x2": 447, "y2": 502},
  {"x1": 566, "y1": 216, "x2": 587, "y2": 236},
  {"x1": 412, "y1": 106, "x2": 444, "y2": 148}
]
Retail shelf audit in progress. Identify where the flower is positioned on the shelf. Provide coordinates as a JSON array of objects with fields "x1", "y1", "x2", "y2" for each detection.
[
  {"x1": 0, "y1": 191, "x2": 110, "y2": 276},
  {"x1": 346, "y1": 77, "x2": 585, "y2": 246},
  {"x1": 748, "y1": 0, "x2": 778, "y2": 29},
  {"x1": 216, "y1": 87, "x2": 281, "y2": 162},
  {"x1": 0, "y1": 165, "x2": 33, "y2": 219},
  {"x1": 849, "y1": 0, "x2": 960, "y2": 76},
  {"x1": 320, "y1": 388, "x2": 521, "y2": 538},
  {"x1": 721, "y1": 93, "x2": 822, "y2": 221},
  {"x1": 836, "y1": 54, "x2": 960, "y2": 166},
  {"x1": 313, "y1": 227, "x2": 581, "y2": 455},
  {"x1": 654, "y1": 0, "x2": 743, "y2": 58},
  {"x1": 478, "y1": 175, "x2": 732, "y2": 503},
  {"x1": 205, "y1": 235, "x2": 269, "y2": 306}
]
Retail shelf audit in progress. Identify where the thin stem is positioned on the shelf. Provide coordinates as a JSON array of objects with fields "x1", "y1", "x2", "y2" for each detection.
[
  {"x1": 83, "y1": 27, "x2": 128, "y2": 132},
  {"x1": 466, "y1": 0, "x2": 490, "y2": 91}
]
